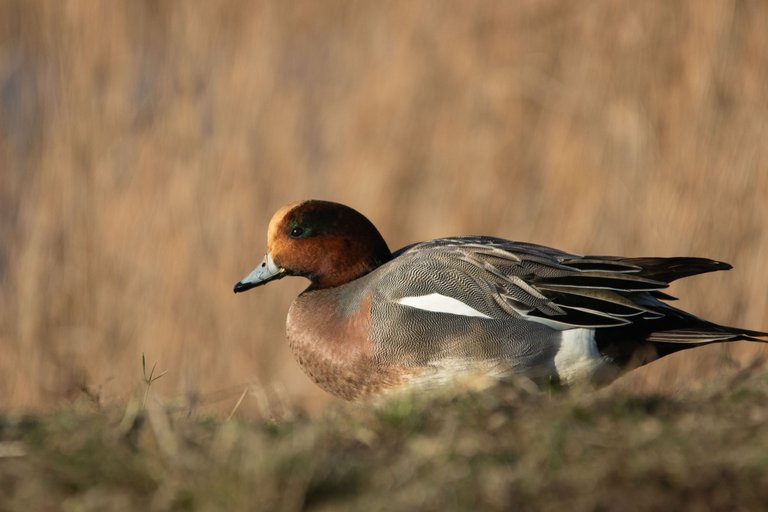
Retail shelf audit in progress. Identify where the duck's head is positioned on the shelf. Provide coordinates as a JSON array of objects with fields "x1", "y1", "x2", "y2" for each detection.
[{"x1": 234, "y1": 200, "x2": 392, "y2": 292}]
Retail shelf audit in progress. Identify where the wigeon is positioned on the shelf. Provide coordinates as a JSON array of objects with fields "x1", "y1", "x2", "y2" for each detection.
[{"x1": 234, "y1": 200, "x2": 767, "y2": 400}]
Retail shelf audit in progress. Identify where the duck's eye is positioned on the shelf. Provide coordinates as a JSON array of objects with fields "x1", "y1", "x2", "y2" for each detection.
[{"x1": 290, "y1": 226, "x2": 305, "y2": 238}]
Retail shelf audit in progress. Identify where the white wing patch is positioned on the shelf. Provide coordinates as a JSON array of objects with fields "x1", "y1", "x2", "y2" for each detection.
[
  {"x1": 397, "y1": 293, "x2": 492, "y2": 319},
  {"x1": 554, "y1": 328, "x2": 606, "y2": 382}
]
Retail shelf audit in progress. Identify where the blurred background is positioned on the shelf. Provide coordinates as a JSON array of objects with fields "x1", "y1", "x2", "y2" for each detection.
[{"x1": 1, "y1": 0, "x2": 766, "y2": 415}]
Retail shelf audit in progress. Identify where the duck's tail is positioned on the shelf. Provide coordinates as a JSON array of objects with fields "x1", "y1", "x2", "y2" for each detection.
[
  {"x1": 578, "y1": 256, "x2": 767, "y2": 344},
  {"x1": 644, "y1": 306, "x2": 767, "y2": 357},
  {"x1": 594, "y1": 311, "x2": 766, "y2": 372}
]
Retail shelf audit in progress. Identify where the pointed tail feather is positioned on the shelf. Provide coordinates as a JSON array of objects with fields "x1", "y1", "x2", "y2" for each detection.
[{"x1": 647, "y1": 326, "x2": 768, "y2": 344}]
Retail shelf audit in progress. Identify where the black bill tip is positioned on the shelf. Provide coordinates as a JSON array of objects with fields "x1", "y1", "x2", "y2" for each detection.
[{"x1": 233, "y1": 280, "x2": 257, "y2": 294}]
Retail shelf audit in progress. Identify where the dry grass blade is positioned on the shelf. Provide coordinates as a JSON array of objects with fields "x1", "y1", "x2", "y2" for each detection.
[{"x1": 141, "y1": 353, "x2": 168, "y2": 409}]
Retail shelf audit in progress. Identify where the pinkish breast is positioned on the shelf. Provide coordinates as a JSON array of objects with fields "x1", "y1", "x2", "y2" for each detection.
[{"x1": 286, "y1": 290, "x2": 410, "y2": 400}]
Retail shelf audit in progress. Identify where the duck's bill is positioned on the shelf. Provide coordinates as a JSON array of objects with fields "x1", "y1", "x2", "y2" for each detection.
[{"x1": 233, "y1": 253, "x2": 286, "y2": 293}]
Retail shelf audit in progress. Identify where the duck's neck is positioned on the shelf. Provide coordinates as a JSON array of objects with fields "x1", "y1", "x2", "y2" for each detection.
[{"x1": 307, "y1": 235, "x2": 392, "y2": 290}]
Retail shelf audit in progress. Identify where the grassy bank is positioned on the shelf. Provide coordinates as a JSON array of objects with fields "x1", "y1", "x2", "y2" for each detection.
[{"x1": 2, "y1": 367, "x2": 768, "y2": 511}]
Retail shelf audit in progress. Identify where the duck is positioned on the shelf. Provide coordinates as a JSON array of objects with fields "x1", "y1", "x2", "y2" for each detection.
[{"x1": 234, "y1": 200, "x2": 767, "y2": 400}]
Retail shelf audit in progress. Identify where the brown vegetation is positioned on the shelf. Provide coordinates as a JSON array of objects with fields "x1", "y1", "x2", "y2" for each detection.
[
  {"x1": 1, "y1": 0, "x2": 767, "y2": 415},
  {"x1": 3, "y1": 371, "x2": 768, "y2": 510}
]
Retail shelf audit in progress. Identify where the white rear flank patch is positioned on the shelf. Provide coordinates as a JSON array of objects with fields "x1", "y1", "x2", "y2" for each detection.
[
  {"x1": 397, "y1": 293, "x2": 492, "y2": 319},
  {"x1": 554, "y1": 328, "x2": 606, "y2": 382}
]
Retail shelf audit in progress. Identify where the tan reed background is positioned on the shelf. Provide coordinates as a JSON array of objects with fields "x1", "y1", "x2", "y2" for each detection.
[{"x1": 1, "y1": 0, "x2": 766, "y2": 415}]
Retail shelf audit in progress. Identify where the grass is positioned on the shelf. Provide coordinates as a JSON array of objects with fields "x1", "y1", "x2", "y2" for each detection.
[
  {"x1": 2, "y1": 367, "x2": 768, "y2": 511},
  {"x1": 142, "y1": 353, "x2": 168, "y2": 409}
]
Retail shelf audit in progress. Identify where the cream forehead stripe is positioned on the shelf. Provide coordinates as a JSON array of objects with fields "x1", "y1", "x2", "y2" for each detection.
[
  {"x1": 266, "y1": 202, "x2": 302, "y2": 247},
  {"x1": 397, "y1": 293, "x2": 492, "y2": 319}
]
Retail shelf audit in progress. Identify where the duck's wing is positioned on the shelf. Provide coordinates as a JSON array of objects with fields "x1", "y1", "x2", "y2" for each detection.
[{"x1": 403, "y1": 237, "x2": 763, "y2": 339}]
